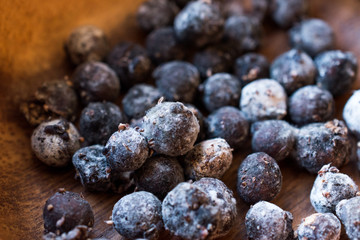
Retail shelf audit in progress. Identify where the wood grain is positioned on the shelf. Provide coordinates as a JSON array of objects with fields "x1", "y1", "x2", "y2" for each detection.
[{"x1": 0, "y1": 0, "x2": 360, "y2": 239}]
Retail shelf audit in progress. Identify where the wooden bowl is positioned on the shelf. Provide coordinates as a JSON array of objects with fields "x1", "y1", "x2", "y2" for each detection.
[{"x1": 0, "y1": 0, "x2": 360, "y2": 239}]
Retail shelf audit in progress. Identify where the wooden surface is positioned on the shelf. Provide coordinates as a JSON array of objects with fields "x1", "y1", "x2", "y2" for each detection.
[{"x1": 1, "y1": 0, "x2": 360, "y2": 239}]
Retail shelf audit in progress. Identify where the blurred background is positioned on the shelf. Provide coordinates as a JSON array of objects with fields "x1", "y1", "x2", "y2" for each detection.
[{"x1": 1, "y1": 0, "x2": 360, "y2": 239}]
